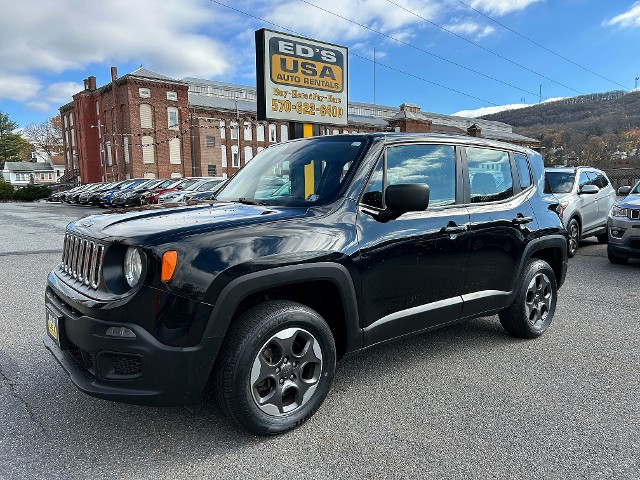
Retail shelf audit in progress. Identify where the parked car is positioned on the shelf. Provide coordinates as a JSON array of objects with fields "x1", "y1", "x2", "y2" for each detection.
[
  {"x1": 184, "y1": 181, "x2": 227, "y2": 202},
  {"x1": 44, "y1": 134, "x2": 568, "y2": 435},
  {"x1": 110, "y1": 179, "x2": 167, "y2": 208},
  {"x1": 607, "y1": 181, "x2": 640, "y2": 264},
  {"x1": 67, "y1": 183, "x2": 107, "y2": 204},
  {"x1": 100, "y1": 179, "x2": 147, "y2": 207},
  {"x1": 142, "y1": 178, "x2": 207, "y2": 204},
  {"x1": 158, "y1": 178, "x2": 225, "y2": 204},
  {"x1": 544, "y1": 166, "x2": 615, "y2": 257},
  {"x1": 85, "y1": 181, "x2": 130, "y2": 206},
  {"x1": 59, "y1": 184, "x2": 90, "y2": 203}
]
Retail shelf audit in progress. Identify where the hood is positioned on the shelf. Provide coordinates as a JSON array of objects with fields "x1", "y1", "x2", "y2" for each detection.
[
  {"x1": 552, "y1": 192, "x2": 572, "y2": 203},
  {"x1": 619, "y1": 193, "x2": 640, "y2": 207},
  {"x1": 70, "y1": 202, "x2": 308, "y2": 244}
]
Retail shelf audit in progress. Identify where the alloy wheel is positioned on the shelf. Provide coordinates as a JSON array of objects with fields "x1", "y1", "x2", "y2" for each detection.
[
  {"x1": 250, "y1": 328, "x2": 323, "y2": 416},
  {"x1": 525, "y1": 273, "x2": 553, "y2": 327},
  {"x1": 568, "y1": 221, "x2": 579, "y2": 256}
]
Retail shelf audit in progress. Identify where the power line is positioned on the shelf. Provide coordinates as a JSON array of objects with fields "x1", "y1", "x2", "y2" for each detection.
[
  {"x1": 297, "y1": 0, "x2": 545, "y2": 100},
  {"x1": 207, "y1": 0, "x2": 499, "y2": 106},
  {"x1": 384, "y1": 0, "x2": 583, "y2": 95},
  {"x1": 456, "y1": 0, "x2": 629, "y2": 90}
]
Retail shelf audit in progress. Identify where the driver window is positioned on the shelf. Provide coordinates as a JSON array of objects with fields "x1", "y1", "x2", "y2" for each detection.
[{"x1": 362, "y1": 144, "x2": 456, "y2": 209}]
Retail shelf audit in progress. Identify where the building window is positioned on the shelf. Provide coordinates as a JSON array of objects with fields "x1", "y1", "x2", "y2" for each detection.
[
  {"x1": 144, "y1": 173, "x2": 156, "y2": 179},
  {"x1": 167, "y1": 107, "x2": 179, "y2": 130},
  {"x1": 142, "y1": 135, "x2": 155, "y2": 163},
  {"x1": 140, "y1": 104, "x2": 153, "y2": 129},
  {"x1": 332, "y1": 129, "x2": 339, "y2": 135},
  {"x1": 257, "y1": 123, "x2": 265, "y2": 142},
  {"x1": 169, "y1": 138, "x2": 181, "y2": 164},
  {"x1": 123, "y1": 137, "x2": 130, "y2": 164},
  {"x1": 231, "y1": 145, "x2": 239, "y2": 167},
  {"x1": 269, "y1": 124, "x2": 277, "y2": 143},
  {"x1": 207, "y1": 165, "x2": 217, "y2": 176},
  {"x1": 166, "y1": 91, "x2": 178, "y2": 101},
  {"x1": 69, "y1": 113, "x2": 74, "y2": 127},
  {"x1": 139, "y1": 88, "x2": 151, "y2": 98},
  {"x1": 48, "y1": 173, "x2": 53, "y2": 180},
  {"x1": 221, "y1": 146, "x2": 227, "y2": 167},
  {"x1": 280, "y1": 125, "x2": 289, "y2": 142},
  {"x1": 39, "y1": 173, "x2": 45, "y2": 180},
  {"x1": 220, "y1": 120, "x2": 226, "y2": 139},
  {"x1": 106, "y1": 141, "x2": 112, "y2": 166},
  {"x1": 244, "y1": 122, "x2": 252, "y2": 141},
  {"x1": 206, "y1": 135, "x2": 215, "y2": 147},
  {"x1": 230, "y1": 121, "x2": 238, "y2": 140},
  {"x1": 244, "y1": 146, "x2": 253, "y2": 163},
  {"x1": 170, "y1": 173, "x2": 181, "y2": 178}
]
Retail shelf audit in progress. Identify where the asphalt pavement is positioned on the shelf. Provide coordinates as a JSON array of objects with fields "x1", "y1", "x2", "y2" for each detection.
[{"x1": 0, "y1": 202, "x2": 638, "y2": 479}]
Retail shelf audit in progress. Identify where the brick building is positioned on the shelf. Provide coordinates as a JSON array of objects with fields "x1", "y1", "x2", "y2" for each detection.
[{"x1": 60, "y1": 67, "x2": 540, "y2": 184}]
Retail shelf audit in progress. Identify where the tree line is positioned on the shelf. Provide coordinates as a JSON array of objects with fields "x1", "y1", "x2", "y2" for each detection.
[{"x1": 0, "y1": 111, "x2": 63, "y2": 170}]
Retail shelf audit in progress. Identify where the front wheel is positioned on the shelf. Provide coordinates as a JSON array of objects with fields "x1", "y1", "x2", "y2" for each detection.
[
  {"x1": 567, "y1": 218, "x2": 580, "y2": 258},
  {"x1": 499, "y1": 259, "x2": 558, "y2": 339},
  {"x1": 214, "y1": 301, "x2": 336, "y2": 435}
]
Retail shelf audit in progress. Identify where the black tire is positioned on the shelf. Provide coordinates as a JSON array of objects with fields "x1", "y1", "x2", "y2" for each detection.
[
  {"x1": 214, "y1": 300, "x2": 336, "y2": 435},
  {"x1": 499, "y1": 259, "x2": 557, "y2": 339},
  {"x1": 596, "y1": 232, "x2": 609, "y2": 244},
  {"x1": 607, "y1": 248, "x2": 628, "y2": 264},
  {"x1": 567, "y1": 218, "x2": 580, "y2": 258}
]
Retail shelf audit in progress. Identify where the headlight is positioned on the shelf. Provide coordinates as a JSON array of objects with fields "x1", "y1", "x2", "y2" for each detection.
[
  {"x1": 611, "y1": 205, "x2": 628, "y2": 217},
  {"x1": 124, "y1": 247, "x2": 143, "y2": 287}
]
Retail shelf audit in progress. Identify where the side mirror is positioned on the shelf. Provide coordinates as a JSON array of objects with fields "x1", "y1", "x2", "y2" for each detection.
[
  {"x1": 385, "y1": 183, "x2": 430, "y2": 212},
  {"x1": 579, "y1": 184, "x2": 599, "y2": 195},
  {"x1": 617, "y1": 186, "x2": 631, "y2": 196}
]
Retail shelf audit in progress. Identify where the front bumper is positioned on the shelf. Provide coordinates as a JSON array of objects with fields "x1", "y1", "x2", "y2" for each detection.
[
  {"x1": 44, "y1": 286, "x2": 223, "y2": 406},
  {"x1": 608, "y1": 216, "x2": 640, "y2": 259}
]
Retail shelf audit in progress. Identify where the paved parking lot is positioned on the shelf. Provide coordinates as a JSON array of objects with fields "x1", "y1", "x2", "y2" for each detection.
[{"x1": 0, "y1": 202, "x2": 638, "y2": 479}]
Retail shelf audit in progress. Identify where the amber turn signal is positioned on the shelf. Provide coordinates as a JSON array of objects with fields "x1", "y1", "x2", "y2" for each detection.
[{"x1": 161, "y1": 250, "x2": 178, "y2": 282}]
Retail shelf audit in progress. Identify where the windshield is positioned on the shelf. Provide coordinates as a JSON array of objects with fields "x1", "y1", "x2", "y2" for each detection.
[
  {"x1": 632, "y1": 181, "x2": 640, "y2": 194},
  {"x1": 216, "y1": 136, "x2": 369, "y2": 206},
  {"x1": 545, "y1": 171, "x2": 575, "y2": 194},
  {"x1": 197, "y1": 180, "x2": 223, "y2": 191},
  {"x1": 184, "y1": 180, "x2": 207, "y2": 191}
]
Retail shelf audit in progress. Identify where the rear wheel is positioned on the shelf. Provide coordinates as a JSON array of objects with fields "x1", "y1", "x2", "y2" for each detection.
[
  {"x1": 214, "y1": 300, "x2": 336, "y2": 435},
  {"x1": 567, "y1": 218, "x2": 580, "y2": 258},
  {"x1": 499, "y1": 259, "x2": 557, "y2": 339}
]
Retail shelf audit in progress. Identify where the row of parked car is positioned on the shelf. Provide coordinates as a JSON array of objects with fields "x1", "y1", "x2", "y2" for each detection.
[
  {"x1": 544, "y1": 166, "x2": 640, "y2": 264},
  {"x1": 48, "y1": 176, "x2": 226, "y2": 208}
]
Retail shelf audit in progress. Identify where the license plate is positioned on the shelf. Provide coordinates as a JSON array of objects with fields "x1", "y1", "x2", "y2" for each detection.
[{"x1": 46, "y1": 308, "x2": 60, "y2": 346}]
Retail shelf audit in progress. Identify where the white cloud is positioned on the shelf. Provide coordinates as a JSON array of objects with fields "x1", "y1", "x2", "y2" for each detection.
[
  {"x1": 0, "y1": 73, "x2": 41, "y2": 101},
  {"x1": 468, "y1": 0, "x2": 541, "y2": 16},
  {"x1": 0, "y1": 0, "x2": 231, "y2": 78},
  {"x1": 453, "y1": 97, "x2": 566, "y2": 117},
  {"x1": 444, "y1": 21, "x2": 495, "y2": 39},
  {"x1": 264, "y1": 0, "x2": 441, "y2": 43},
  {"x1": 604, "y1": 2, "x2": 640, "y2": 28}
]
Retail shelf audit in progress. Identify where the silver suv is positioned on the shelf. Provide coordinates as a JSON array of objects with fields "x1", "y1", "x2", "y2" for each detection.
[
  {"x1": 607, "y1": 181, "x2": 640, "y2": 264},
  {"x1": 545, "y1": 167, "x2": 616, "y2": 257}
]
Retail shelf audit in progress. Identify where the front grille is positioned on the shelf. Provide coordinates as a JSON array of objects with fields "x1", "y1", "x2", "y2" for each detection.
[
  {"x1": 61, "y1": 231, "x2": 104, "y2": 289},
  {"x1": 630, "y1": 209, "x2": 640, "y2": 220}
]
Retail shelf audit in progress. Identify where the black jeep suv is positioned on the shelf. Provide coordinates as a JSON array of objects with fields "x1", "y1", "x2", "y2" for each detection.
[{"x1": 44, "y1": 134, "x2": 567, "y2": 435}]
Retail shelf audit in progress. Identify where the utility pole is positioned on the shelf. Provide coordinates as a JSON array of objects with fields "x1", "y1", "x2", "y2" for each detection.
[
  {"x1": 539, "y1": 85, "x2": 542, "y2": 104},
  {"x1": 520, "y1": 97, "x2": 525, "y2": 105},
  {"x1": 635, "y1": 76, "x2": 639, "y2": 90},
  {"x1": 373, "y1": 46, "x2": 376, "y2": 105},
  {"x1": 189, "y1": 110, "x2": 196, "y2": 177}
]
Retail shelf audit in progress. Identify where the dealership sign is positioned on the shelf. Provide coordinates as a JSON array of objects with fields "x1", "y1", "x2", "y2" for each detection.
[{"x1": 256, "y1": 29, "x2": 348, "y2": 126}]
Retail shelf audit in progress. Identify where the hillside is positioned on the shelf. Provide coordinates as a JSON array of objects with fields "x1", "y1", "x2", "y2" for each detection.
[{"x1": 480, "y1": 90, "x2": 640, "y2": 167}]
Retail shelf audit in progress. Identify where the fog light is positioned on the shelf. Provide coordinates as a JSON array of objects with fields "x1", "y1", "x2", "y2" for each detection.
[
  {"x1": 610, "y1": 227, "x2": 625, "y2": 238},
  {"x1": 106, "y1": 327, "x2": 136, "y2": 338}
]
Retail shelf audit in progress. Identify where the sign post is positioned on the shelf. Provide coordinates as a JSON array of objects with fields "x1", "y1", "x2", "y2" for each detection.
[{"x1": 255, "y1": 29, "x2": 348, "y2": 139}]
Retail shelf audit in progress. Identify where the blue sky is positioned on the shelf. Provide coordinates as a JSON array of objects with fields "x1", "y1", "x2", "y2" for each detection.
[{"x1": 1, "y1": 0, "x2": 639, "y2": 129}]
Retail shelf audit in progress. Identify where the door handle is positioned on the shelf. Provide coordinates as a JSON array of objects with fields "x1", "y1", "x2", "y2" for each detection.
[
  {"x1": 443, "y1": 224, "x2": 468, "y2": 234},
  {"x1": 512, "y1": 215, "x2": 533, "y2": 225}
]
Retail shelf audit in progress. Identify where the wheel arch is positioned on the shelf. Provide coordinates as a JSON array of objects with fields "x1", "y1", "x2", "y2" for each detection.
[
  {"x1": 522, "y1": 235, "x2": 568, "y2": 288},
  {"x1": 203, "y1": 263, "x2": 363, "y2": 358}
]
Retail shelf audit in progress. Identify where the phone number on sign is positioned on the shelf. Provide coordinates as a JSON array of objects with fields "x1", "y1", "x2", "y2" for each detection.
[{"x1": 271, "y1": 100, "x2": 344, "y2": 118}]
